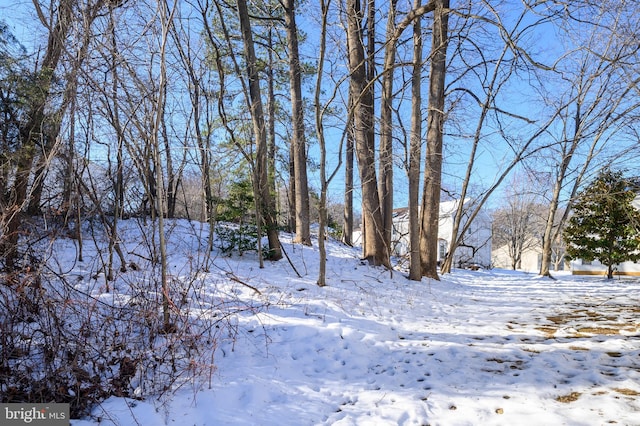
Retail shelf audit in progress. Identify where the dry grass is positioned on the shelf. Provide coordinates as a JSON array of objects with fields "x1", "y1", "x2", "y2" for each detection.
[
  {"x1": 548, "y1": 310, "x2": 600, "y2": 323},
  {"x1": 547, "y1": 315, "x2": 567, "y2": 324},
  {"x1": 569, "y1": 346, "x2": 590, "y2": 351},
  {"x1": 613, "y1": 388, "x2": 640, "y2": 396},
  {"x1": 576, "y1": 327, "x2": 621, "y2": 335},
  {"x1": 541, "y1": 302, "x2": 638, "y2": 338},
  {"x1": 505, "y1": 302, "x2": 640, "y2": 409},
  {"x1": 556, "y1": 392, "x2": 581, "y2": 403},
  {"x1": 536, "y1": 326, "x2": 557, "y2": 338}
]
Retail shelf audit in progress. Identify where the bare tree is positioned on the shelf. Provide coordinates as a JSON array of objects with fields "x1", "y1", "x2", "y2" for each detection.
[
  {"x1": 492, "y1": 174, "x2": 544, "y2": 270},
  {"x1": 171, "y1": 2, "x2": 220, "y2": 259},
  {"x1": 407, "y1": 0, "x2": 423, "y2": 281},
  {"x1": 345, "y1": 0, "x2": 389, "y2": 267},
  {"x1": 346, "y1": 0, "x2": 437, "y2": 269},
  {"x1": 378, "y1": 0, "x2": 398, "y2": 257},
  {"x1": 436, "y1": 0, "x2": 565, "y2": 275},
  {"x1": 315, "y1": 0, "x2": 333, "y2": 286},
  {"x1": 203, "y1": 0, "x2": 285, "y2": 263},
  {"x1": 28, "y1": 14, "x2": 86, "y2": 231},
  {"x1": 342, "y1": 98, "x2": 354, "y2": 246},
  {"x1": 538, "y1": 2, "x2": 640, "y2": 277},
  {"x1": 152, "y1": 0, "x2": 177, "y2": 332},
  {"x1": 283, "y1": 0, "x2": 311, "y2": 246},
  {"x1": 419, "y1": 0, "x2": 449, "y2": 279},
  {"x1": 93, "y1": 3, "x2": 129, "y2": 282},
  {"x1": 2, "y1": 0, "x2": 75, "y2": 269},
  {"x1": 236, "y1": 0, "x2": 283, "y2": 261}
]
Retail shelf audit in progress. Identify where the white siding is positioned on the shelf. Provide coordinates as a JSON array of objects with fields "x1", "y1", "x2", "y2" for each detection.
[{"x1": 388, "y1": 200, "x2": 493, "y2": 268}]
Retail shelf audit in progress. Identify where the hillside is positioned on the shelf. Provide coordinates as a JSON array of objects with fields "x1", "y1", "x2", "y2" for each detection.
[{"x1": 3, "y1": 219, "x2": 639, "y2": 425}]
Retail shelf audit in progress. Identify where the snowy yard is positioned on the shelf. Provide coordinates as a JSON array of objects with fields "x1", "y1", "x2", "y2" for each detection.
[{"x1": 36, "y1": 220, "x2": 639, "y2": 425}]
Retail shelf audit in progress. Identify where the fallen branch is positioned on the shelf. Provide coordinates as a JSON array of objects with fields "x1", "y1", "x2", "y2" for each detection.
[
  {"x1": 226, "y1": 272, "x2": 262, "y2": 295},
  {"x1": 280, "y1": 244, "x2": 302, "y2": 278}
]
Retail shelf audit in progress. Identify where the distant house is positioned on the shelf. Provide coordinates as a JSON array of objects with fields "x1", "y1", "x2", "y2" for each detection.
[
  {"x1": 569, "y1": 259, "x2": 640, "y2": 276},
  {"x1": 492, "y1": 240, "x2": 569, "y2": 273},
  {"x1": 492, "y1": 243, "x2": 542, "y2": 273},
  {"x1": 389, "y1": 199, "x2": 492, "y2": 268}
]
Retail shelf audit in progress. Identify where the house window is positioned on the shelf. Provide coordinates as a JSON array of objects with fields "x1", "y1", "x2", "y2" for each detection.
[
  {"x1": 439, "y1": 240, "x2": 448, "y2": 260},
  {"x1": 582, "y1": 260, "x2": 592, "y2": 266}
]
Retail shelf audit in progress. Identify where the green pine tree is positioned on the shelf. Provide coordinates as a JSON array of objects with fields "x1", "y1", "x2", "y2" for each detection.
[{"x1": 563, "y1": 169, "x2": 640, "y2": 279}]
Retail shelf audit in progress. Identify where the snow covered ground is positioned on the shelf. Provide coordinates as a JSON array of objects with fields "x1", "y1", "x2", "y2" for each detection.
[{"x1": 58, "y1": 220, "x2": 639, "y2": 425}]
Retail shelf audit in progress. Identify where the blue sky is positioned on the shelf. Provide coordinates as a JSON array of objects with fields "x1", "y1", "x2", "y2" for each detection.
[{"x1": 2, "y1": 0, "x2": 638, "y2": 214}]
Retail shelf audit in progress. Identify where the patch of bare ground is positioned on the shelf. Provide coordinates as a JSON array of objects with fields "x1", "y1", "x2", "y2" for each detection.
[
  {"x1": 485, "y1": 358, "x2": 526, "y2": 370},
  {"x1": 568, "y1": 346, "x2": 589, "y2": 351},
  {"x1": 576, "y1": 327, "x2": 621, "y2": 335},
  {"x1": 540, "y1": 303, "x2": 639, "y2": 337},
  {"x1": 556, "y1": 392, "x2": 581, "y2": 403},
  {"x1": 547, "y1": 311, "x2": 594, "y2": 324},
  {"x1": 536, "y1": 326, "x2": 557, "y2": 338},
  {"x1": 613, "y1": 388, "x2": 640, "y2": 396}
]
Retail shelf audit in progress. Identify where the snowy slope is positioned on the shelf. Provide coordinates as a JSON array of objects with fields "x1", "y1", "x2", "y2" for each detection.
[{"x1": 59, "y1": 220, "x2": 640, "y2": 425}]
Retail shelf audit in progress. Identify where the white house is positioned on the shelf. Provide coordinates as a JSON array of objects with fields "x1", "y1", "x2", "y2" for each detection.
[
  {"x1": 492, "y1": 243, "x2": 542, "y2": 273},
  {"x1": 389, "y1": 199, "x2": 492, "y2": 268},
  {"x1": 492, "y1": 239, "x2": 568, "y2": 273}
]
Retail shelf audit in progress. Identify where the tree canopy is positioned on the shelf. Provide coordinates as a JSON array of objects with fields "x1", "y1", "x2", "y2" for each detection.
[{"x1": 563, "y1": 169, "x2": 640, "y2": 279}]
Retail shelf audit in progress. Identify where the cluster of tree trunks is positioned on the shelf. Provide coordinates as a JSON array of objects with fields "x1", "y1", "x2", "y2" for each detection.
[{"x1": 2, "y1": 0, "x2": 639, "y2": 288}]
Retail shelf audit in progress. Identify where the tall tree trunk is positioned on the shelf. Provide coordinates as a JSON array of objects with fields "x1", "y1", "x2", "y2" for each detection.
[
  {"x1": 408, "y1": 0, "x2": 423, "y2": 281},
  {"x1": 3, "y1": 0, "x2": 74, "y2": 269},
  {"x1": 315, "y1": 0, "x2": 344, "y2": 285},
  {"x1": 284, "y1": 0, "x2": 311, "y2": 246},
  {"x1": 161, "y1": 83, "x2": 176, "y2": 219},
  {"x1": 288, "y1": 141, "x2": 296, "y2": 232},
  {"x1": 379, "y1": 0, "x2": 398, "y2": 256},
  {"x1": 26, "y1": 120, "x2": 59, "y2": 215},
  {"x1": 346, "y1": 0, "x2": 389, "y2": 267},
  {"x1": 315, "y1": 0, "x2": 329, "y2": 286},
  {"x1": 266, "y1": 28, "x2": 277, "y2": 200},
  {"x1": 107, "y1": 6, "x2": 126, "y2": 281},
  {"x1": 64, "y1": 86, "x2": 77, "y2": 230},
  {"x1": 540, "y1": 162, "x2": 569, "y2": 277},
  {"x1": 366, "y1": 0, "x2": 376, "y2": 165},
  {"x1": 236, "y1": 0, "x2": 282, "y2": 261},
  {"x1": 420, "y1": 0, "x2": 449, "y2": 279},
  {"x1": 154, "y1": 0, "x2": 176, "y2": 332},
  {"x1": 343, "y1": 103, "x2": 354, "y2": 246}
]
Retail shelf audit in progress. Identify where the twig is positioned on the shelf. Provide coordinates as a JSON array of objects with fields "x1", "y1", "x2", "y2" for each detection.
[
  {"x1": 364, "y1": 274, "x2": 383, "y2": 283},
  {"x1": 226, "y1": 272, "x2": 262, "y2": 295},
  {"x1": 280, "y1": 244, "x2": 302, "y2": 278},
  {"x1": 210, "y1": 262, "x2": 262, "y2": 294}
]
